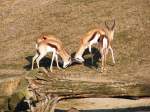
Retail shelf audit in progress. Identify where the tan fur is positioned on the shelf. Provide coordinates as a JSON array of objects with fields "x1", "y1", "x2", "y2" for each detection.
[
  {"x1": 32, "y1": 35, "x2": 71, "y2": 71},
  {"x1": 80, "y1": 28, "x2": 105, "y2": 45},
  {"x1": 37, "y1": 35, "x2": 62, "y2": 44},
  {"x1": 75, "y1": 28, "x2": 106, "y2": 59},
  {"x1": 37, "y1": 35, "x2": 70, "y2": 62},
  {"x1": 78, "y1": 28, "x2": 113, "y2": 50},
  {"x1": 75, "y1": 20, "x2": 115, "y2": 72}
]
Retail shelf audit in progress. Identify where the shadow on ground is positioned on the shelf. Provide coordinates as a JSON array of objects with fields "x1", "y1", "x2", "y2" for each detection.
[
  {"x1": 83, "y1": 47, "x2": 101, "y2": 69},
  {"x1": 55, "y1": 106, "x2": 150, "y2": 112},
  {"x1": 24, "y1": 47, "x2": 101, "y2": 71},
  {"x1": 23, "y1": 55, "x2": 59, "y2": 71}
]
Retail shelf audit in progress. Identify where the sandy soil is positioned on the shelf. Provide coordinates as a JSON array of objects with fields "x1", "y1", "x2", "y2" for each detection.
[{"x1": 0, "y1": 0, "x2": 150, "y2": 82}]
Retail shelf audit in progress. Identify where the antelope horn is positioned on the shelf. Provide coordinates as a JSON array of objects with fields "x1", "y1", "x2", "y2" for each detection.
[
  {"x1": 105, "y1": 21, "x2": 111, "y2": 30},
  {"x1": 111, "y1": 19, "x2": 116, "y2": 30}
]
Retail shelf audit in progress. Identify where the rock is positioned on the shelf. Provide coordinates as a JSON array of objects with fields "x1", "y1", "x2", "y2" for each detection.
[
  {"x1": 0, "y1": 73, "x2": 29, "y2": 111},
  {"x1": 0, "y1": 75, "x2": 22, "y2": 96},
  {"x1": 66, "y1": 107, "x2": 80, "y2": 112}
]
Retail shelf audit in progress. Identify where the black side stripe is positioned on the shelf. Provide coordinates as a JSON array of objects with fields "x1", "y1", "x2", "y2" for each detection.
[
  {"x1": 98, "y1": 35, "x2": 109, "y2": 48},
  {"x1": 47, "y1": 43, "x2": 58, "y2": 50},
  {"x1": 88, "y1": 32, "x2": 99, "y2": 42},
  {"x1": 37, "y1": 50, "x2": 40, "y2": 55}
]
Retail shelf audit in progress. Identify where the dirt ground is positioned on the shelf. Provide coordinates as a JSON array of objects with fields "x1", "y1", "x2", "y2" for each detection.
[
  {"x1": 0, "y1": 0, "x2": 150, "y2": 81},
  {"x1": 0, "y1": 0, "x2": 150, "y2": 110}
]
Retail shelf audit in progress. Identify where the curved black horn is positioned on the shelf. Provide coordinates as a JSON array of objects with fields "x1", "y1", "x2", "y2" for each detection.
[
  {"x1": 111, "y1": 20, "x2": 116, "y2": 30},
  {"x1": 105, "y1": 21, "x2": 110, "y2": 30}
]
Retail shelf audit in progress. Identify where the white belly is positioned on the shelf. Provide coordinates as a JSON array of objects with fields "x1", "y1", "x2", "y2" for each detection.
[
  {"x1": 89, "y1": 33, "x2": 100, "y2": 45},
  {"x1": 103, "y1": 37, "x2": 108, "y2": 48},
  {"x1": 38, "y1": 44, "x2": 56, "y2": 55},
  {"x1": 46, "y1": 46, "x2": 56, "y2": 52}
]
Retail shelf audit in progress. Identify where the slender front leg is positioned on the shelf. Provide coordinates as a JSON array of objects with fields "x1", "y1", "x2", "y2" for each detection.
[
  {"x1": 36, "y1": 53, "x2": 45, "y2": 69},
  {"x1": 100, "y1": 48, "x2": 104, "y2": 73},
  {"x1": 104, "y1": 48, "x2": 108, "y2": 71},
  {"x1": 109, "y1": 46, "x2": 115, "y2": 64},
  {"x1": 75, "y1": 44, "x2": 87, "y2": 63},
  {"x1": 89, "y1": 44, "x2": 93, "y2": 65},
  {"x1": 55, "y1": 54, "x2": 61, "y2": 69},
  {"x1": 50, "y1": 51, "x2": 56, "y2": 72},
  {"x1": 101, "y1": 54, "x2": 104, "y2": 73},
  {"x1": 31, "y1": 52, "x2": 39, "y2": 70}
]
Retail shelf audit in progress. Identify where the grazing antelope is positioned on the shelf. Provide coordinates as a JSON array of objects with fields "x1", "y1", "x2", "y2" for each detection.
[
  {"x1": 74, "y1": 20, "x2": 115, "y2": 72},
  {"x1": 31, "y1": 35, "x2": 72, "y2": 72}
]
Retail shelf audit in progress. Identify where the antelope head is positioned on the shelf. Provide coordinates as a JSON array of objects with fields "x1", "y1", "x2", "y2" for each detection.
[
  {"x1": 105, "y1": 20, "x2": 116, "y2": 42},
  {"x1": 63, "y1": 56, "x2": 72, "y2": 68}
]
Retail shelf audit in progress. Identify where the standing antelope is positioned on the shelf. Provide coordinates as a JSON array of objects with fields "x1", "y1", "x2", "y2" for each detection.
[
  {"x1": 74, "y1": 20, "x2": 116, "y2": 72},
  {"x1": 31, "y1": 35, "x2": 72, "y2": 72}
]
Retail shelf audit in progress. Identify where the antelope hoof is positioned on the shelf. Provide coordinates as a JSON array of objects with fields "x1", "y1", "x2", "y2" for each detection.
[
  {"x1": 100, "y1": 69, "x2": 104, "y2": 73},
  {"x1": 111, "y1": 62, "x2": 115, "y2": 66},
  {"x1": 50, "y1": 68, "x2": 53, "y2": 72},
  {"x1": 99, "y1": 59, "x2": 102, "y2": 62},
  {"x1": 58, "y1": 67, "x2": 61, "y2": 70},
  {"x1": 100, "y1": 68, "x2": 104, "y2": 73},
  {"x1": 112, "y1": 60, "x2": 116, "y2": 65},
  {"x1": 104, "y1": 68, "x2": 107, "y2": 71}
]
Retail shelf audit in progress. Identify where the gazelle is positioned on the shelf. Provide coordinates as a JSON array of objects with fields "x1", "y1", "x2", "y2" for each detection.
[
  {"x1": 31, "y1": 35, "x2": 72, "y2": 72},
  {"x1": 74, "y1": 20, "x2": 115, "y2": 71}
]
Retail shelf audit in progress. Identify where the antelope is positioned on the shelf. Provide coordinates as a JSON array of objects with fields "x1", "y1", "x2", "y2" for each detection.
[
  {"x1": 74, "y1": 20, "x2": 116, "y2": 72},
  {"x1": 31, "y1": 35, "x2": 72, "y2": 72}
]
